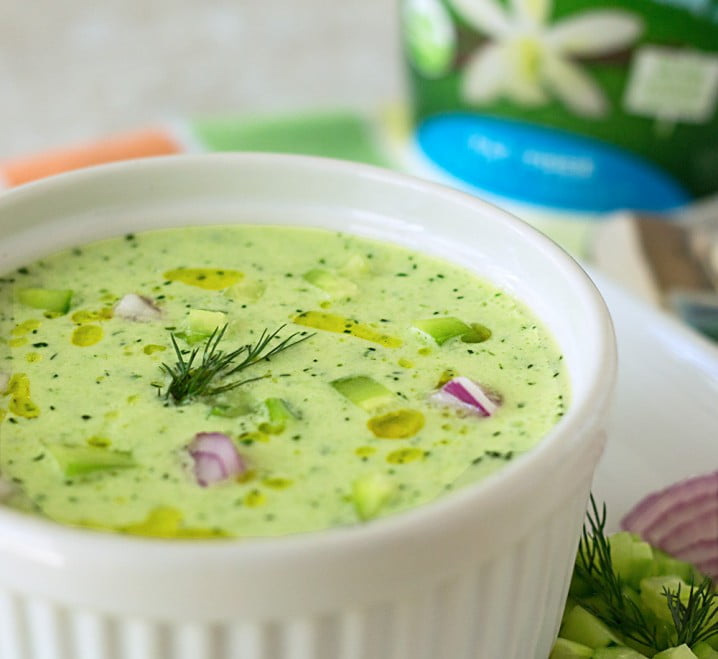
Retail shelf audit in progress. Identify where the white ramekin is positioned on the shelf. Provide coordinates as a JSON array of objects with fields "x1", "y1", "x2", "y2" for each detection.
[{"x1": 0, "y1": 154, "x2": 616, "y2": 659}]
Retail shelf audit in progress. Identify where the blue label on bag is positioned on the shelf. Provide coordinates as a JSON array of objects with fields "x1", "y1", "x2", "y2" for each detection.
[{"x1": 415, "y1": 113, "x2": 690, "y2": 213}]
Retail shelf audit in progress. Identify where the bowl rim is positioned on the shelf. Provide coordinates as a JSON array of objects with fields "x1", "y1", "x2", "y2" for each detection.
[{"x1": 0, "y1": 152, "x2": 617, "y2": 563}]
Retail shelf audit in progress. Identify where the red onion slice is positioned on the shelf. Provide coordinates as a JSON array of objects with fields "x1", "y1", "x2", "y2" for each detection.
[
  {"x1": 430, "y1": 376, "x2": 501, "y2": 417},
  {"x1": 655, "y1": 508, "x2": 718, "y2": 556},
  {"x1": 114, "y1": 293, "x2": 161, "y2": 322},
  {"x1": 621, "y1": 471, "x2": 718, "y2": 580},
  {"x1": 700, "y1": 556, "x2": 718, "y2": 578},
  {"x1": 188, "y1": 432, "x2": 246, "y2": 487},
  {"x1": 672, "y1": 538, "x2": 718, "y2": 571}
]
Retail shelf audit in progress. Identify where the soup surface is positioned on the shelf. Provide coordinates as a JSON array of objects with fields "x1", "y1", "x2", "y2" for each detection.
[{"x1": 0, "y1": 226, "x2": 568, "y2": 538}]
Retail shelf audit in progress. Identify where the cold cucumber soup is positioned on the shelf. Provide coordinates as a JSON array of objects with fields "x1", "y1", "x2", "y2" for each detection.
[{"x1": 0, "y1": 225, "x2": 569, "y2": 538}]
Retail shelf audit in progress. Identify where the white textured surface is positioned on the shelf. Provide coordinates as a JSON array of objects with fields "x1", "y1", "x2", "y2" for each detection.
[
  {"x1": 0, "y1": 486, "x2": 589, "y2": 659},
  {"x1": 0, "y1": 0, "x2": 402, "y2": 158}
]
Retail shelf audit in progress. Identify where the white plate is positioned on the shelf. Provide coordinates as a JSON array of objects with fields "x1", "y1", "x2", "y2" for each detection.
[{"x1": 588, "y1": 268, "x2": 718, "y2": 531}]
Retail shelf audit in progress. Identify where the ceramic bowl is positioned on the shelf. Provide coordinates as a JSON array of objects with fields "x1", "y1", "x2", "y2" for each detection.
[{"x1": 0, "y1": 154, "x2": 616, "y2": 659}]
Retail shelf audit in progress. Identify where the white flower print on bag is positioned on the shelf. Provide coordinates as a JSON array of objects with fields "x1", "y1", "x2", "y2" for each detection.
[{"x1": 449, "y1": 0, "x2": 643, "y2": 117}]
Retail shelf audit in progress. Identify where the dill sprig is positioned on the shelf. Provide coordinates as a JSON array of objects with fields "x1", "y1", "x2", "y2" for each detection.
[
  {"x1": 665, "y1": 577, "x2": 718, "y2": 646},
  {"x1": 575, "y1": 495, "x2": 659, "y2": 648},
  {"x1": 160, "y1": 324, "x2": 312, "y2": 404},
  {"x1": 575, "y1": 495, "x2": 718, "y2": 652}
]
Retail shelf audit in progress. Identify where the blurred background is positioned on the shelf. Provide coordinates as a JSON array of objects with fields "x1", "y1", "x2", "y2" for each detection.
[
  {"x1": 3, "y1": 0, "x2": 718, "y2": 340},
  {"x1": 1, "y1": 0, "x2": 402, "y2": 157}
]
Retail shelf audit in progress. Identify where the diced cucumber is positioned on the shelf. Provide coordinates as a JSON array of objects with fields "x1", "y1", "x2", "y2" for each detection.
[
  {"x1": 412, "y1": 317, "x2": 470, "y2": 345},
  {"x1": 653, "y1": 645, "x2": 699, "y2": 659},
  {"x1": 549, "y1": 638, "x2": 594, "y2": 658},
  {"x1": 223, "y1": 278, "x2": 266, "y2": 302},
  {"x1": 209, "y1": 403, "x2": 253, "y2": 418},
  {"x1": 577, "y1": 595, "x2": 614, "y2": 621},
  {"x1": 648, "y1": 549, "x2": 703, "y2": 583},
  {"x1": 340, "y1": 254, "x2": 370, "y2": 277},
  {"x1": 48, "y1": 444, "x2": 136, "y2": 477},
  {"x1": 639, "y1": 576, "x2": 690, "y2": 624},
  {"x1": 560, "y1": 605, "x2": 621, "y2": 649},
  {"x1": 303, "y1": 268, "x2": 359, "y2": 298},
  {"x1": 259, "y1": 398, "x2": 296, "y2": 434},
  {"x1": 330, "y1": 376, "x2": 394, "y2": 412},
  {"x1": 17, "y1": 288, "x2": 73, "y2": 314},
  {"x1": 620, "y1": 585, "x2": 645, "y2": 615},
  {"x1": 593, "y1": 647, "x2": 649, "y2": 658},
  {"x1": 351, "y1": 473, "x2": 395, "y2": 521},
  {"x1": 209, "y1": 390, "x2": 256, "y2": 418},
  {"x1": 609, "y1": 532, "x2": 654, "y2": 589},
  {"x1": 187, "y1": 309, "x2": 227, "y2": 337},
  {"x1": 692, "y1": 642, "x2": 718, "y2": 659}
]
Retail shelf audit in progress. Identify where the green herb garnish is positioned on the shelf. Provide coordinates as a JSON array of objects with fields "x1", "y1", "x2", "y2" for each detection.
[
  {"x1": 576, "y1": 496, "x2": 659, "y2": 649},
  {"x1": 160, "y1": 324, "x2": 312, "y2": 405},
  {"x1": 664, "y1": 578, "x2": 718, "y2": 647},
  {"x1": 574, "y1": 495, "x2": 718, "y2": 652}
]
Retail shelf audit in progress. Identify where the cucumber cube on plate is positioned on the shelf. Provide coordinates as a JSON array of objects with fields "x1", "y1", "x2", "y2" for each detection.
[
  {"x1": 593, "y1": 647, "x2": 649, "y2": 658},
  {"x1": 653, "y1": 645, "x2": 699, "y2": 659},
  {"x1": 549, "y1": 638, "x2": 593, "y2": 658},
  {"x1": 560, "y1": 605, "x2": 621, "y2": 649},
  {"x1": 693, "y1": 642, "x2": 718, "y2": 659}
]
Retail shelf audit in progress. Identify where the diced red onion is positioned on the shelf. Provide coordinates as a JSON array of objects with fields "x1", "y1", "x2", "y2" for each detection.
[
  {"x1": 621, "y1": 471, "x2": 718, "y2": 580},
  {"x1": 114, "y1": 293, "x2": 161, "y2": 322},
  {"x1": 430, "y1": 376, "x2": 501, "y2": 417},
  {"x1": 188, "y1": 432, "x2": 246, "y2": 487}
]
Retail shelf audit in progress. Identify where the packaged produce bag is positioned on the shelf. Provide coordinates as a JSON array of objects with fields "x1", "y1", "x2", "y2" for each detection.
[{"x1": 401, "y1": 0, "x2": 718, "y2": 215}]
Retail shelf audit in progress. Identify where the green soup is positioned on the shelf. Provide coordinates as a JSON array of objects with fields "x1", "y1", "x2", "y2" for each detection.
[{"x1": 0, "y1": 226, "x2": 568, "y2": 538}]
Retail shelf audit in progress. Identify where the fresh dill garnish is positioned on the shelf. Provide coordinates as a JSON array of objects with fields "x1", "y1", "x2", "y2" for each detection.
[
  {"x1": 574, "y1": 494, "x2": 718, "y2": 652},
  {"x1": 160, "y1": 324, "x2": 312, "y2": 404},
  {"x1": 575, "y1": 495, "x2": 658, "y2": 648},
  {"x1": 664, "y1": 577, "x2": 718, "y2": 646}
]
